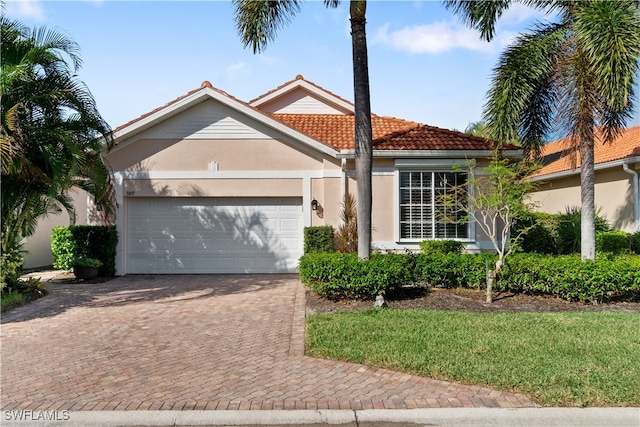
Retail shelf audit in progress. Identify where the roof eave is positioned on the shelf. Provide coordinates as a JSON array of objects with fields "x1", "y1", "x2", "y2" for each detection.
[
  {"x1": 111, "y1": 87, "x2": 339, "y2": 158},
  {"x1": 337, "y1": 149, "x2": 523, "y2": 159},
  {"x1": 530, "y1": 156, "x2": 640, "y2": 182}
]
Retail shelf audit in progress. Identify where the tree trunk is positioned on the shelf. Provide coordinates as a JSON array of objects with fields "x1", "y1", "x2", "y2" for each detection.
[
  {"x1": 580, "y1": 133, "x2": 596, "y2": 260},
  {"x1": 486, "y1": 258, "x2": 503, "y2": 304},
  {"x1": 350, "y1": 0, "x2": 372, "y2": 260}
]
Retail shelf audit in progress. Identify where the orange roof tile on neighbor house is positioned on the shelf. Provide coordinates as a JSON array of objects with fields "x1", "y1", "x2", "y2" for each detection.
[
  {"x1": 532, "y1": 126, "x2": 640, "y2": 178},
  {"x1": 271, "y1": 113, "x2": 420, "y2": 151}
]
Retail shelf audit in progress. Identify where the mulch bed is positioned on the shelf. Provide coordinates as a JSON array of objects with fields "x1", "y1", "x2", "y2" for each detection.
[{"x1": 305, "y1": 287, "x2": 640, "y2": 315}]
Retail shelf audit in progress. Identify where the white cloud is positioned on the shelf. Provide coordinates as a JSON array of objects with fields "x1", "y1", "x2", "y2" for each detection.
[
  {"x1": 374, "y1": 21, "x2": 494, "y2": 54},
  {"x1": 4, "y1": 0, "x2": 46, "y2": 21},
  {"x1": 225, "y1": 62, "x2": 249, "y2": 79}
]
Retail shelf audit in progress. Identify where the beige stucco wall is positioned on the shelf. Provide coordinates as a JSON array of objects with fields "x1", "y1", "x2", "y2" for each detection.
[
  {"x1": 23, "y1": 188, "x2": 88, "y2": 269},
  {"x1": 529, "y1": 167, "x2": 636, "y2": 232},
  {"x1": 108, "y1": 138, "x2": 326, "y2": 172},
  {"x1": 123, "y1": 178, "x2": 303, "y2": 198}
]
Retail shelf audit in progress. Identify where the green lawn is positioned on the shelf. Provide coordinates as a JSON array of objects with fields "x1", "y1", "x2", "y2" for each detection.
[{"x1": 306, "y1": 309, "x2": 640, "y2": 407}]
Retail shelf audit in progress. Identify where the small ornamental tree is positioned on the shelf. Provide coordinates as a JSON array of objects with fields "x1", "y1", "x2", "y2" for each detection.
[{"x1": 440, "y1": 158, "x2": 539, "y2": 302}]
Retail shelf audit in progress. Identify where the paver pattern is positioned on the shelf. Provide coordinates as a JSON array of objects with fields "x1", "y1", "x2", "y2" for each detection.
[{"x1": 1, "y1": 275, "x2": 536, "y2": 411}]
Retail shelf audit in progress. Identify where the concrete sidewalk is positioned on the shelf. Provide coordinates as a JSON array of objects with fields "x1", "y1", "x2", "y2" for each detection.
[{"x1": 2, "y1": 408, "x2": 638, "y2": 427}]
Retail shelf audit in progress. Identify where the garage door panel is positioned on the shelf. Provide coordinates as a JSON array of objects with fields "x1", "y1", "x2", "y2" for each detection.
[{"x1": 126, "y1": 197, "x2": 302, "y2": 274}]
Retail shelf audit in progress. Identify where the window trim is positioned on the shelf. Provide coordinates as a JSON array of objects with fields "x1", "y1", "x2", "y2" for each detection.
[{"x1": 395, "y1": 166, "x2": 475, "y2": 243}]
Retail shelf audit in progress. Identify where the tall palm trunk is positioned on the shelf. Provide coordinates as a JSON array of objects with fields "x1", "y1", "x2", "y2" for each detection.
[
  {"x1": 579, "y1": 133, "x2": 596, "y2": 260},
  {"x1": 350, "y1": 0, "x2": 372, "y2": 260}
]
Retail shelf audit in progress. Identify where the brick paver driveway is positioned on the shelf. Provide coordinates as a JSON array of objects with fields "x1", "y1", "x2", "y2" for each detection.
[{"x1": 1, "y1": 275, "x2": 535, "y2": 411}]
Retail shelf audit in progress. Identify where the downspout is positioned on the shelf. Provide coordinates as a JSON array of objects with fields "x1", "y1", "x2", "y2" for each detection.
[
  {"x1": 341, "y1": 158, "x2": 347, "y2": 200},
  {"x1": 623, "y1": 162, "x2": 640, "y2": 232}
]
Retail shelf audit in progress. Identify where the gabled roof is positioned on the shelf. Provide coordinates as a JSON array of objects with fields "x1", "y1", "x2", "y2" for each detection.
[
  {"x1": 111, "y1": 75, "x2": 522, "y2": 159},
  {"x1": 250, "y1": 74, "x2": 354, "y2": 114},
  {"x1": 110, "y1": 80, "x2": 339, "y2": 157},
  {"x1": 532, "y1": 126, "x2": 640, "y2": 179}
]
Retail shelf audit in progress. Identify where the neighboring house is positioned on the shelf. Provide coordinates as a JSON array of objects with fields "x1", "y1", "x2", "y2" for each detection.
[
  {"x1": 22, "y1": 188, "x2": 88, "y2": 269},
  {"x1": 25, "y1": 75, "x2": 521, "y2": 273},
  {"x1": 528, "y1": 126, "x2": 640, "y2": 233}
]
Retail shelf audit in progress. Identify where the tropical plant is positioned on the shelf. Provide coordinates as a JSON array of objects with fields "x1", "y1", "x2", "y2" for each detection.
[
  {"x1": 334, "y1": 192, "x2": 358, "y2": 253},
  {"x1": 438, "y1": 159, "x2": 539, "y2": 302},
  {"x1": 0, "y1": 16, "x2": 114, "y2": 273},
  {"x1": 446, "y1": 0, "x2": 640, "y2": 261},
  {"x1": 233, "y1": 0, "x2": 373, "y2": 259}
]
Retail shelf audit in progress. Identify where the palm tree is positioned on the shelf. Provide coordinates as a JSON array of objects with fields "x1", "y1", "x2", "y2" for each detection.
[
  {"x1": 233, "y1": 0, "x2": 373, "y2": 259},
  {"x1": 446, "y1": 0, "x2": 640, "y2": 260},
  {"x1": 1, "y1": 16, "x2": 114, "y2": 260}
]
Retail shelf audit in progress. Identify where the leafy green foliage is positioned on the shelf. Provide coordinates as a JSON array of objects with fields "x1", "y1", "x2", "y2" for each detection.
[
  {"x1": 1, "y1": 16, "x2": 114, "y2": 273},
  {"x1": 499, "y1": 254, "x2": 640, "y2": 303},
  {"x1": 631, "y1": 231, "x2": 640, "y2": 254},
  {"x1": 72, "y1": 257, "x2": 103, "y2": 268},
  {"x1": 419, "y1": 240, "x2": 464, "y2": 255},
  {"x1": 51, "y1": 225, "x2": 117, "y2": 276},
  {"x1": 512, "y1": 211, "x2": 560, "y2": 254},
  {"x1": 415, "y1": 253, "x2": 492, "y2": 289},
  {"x1": 299, "y1": 253, "x2": 419, "y2": 300},
  {"x1": 0, "y1": 245, "x2": 23, "y2": 292},
  {"x1": 334, "y1": 192, "x2": 358, "y2": 253},
  {"x1": 596, "y1": 231, "x2": 633, "y2": 254},
  {"x1": 303, "y1": 226, "x2": 334, "y2": 254},
  {"x1": 557, "y1": 207, "x2": 610, "y2": 254},
  {"x1": 300, "y1": 251, "x2": 640, "y2": 303}
]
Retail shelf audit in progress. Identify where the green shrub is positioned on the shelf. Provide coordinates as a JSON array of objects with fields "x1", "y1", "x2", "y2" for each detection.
[
  {"x1": 72, "y1": 257, "x2": 104, "y2": 268},
  {"x1": 52, "y1": 225, "x2": 117, "y2": 276},
  {"x1": 499, "y1": 254, "x2": 640, "y2": 303},
  {"x1": 299, "y1": 252, "x2": 418, "y2": 300},
  {"x1": 596, "y1": 231, "x2": 632, "y2": 254},
  {"x1": 512, "y1": 212, "x2": 560, "y2": 254},
  {"x1": 419, "y1": 240, "x2": 465, "y2": 255},
  {"x1": 303, "y1": 226, "x2": 334, "y2": 254},
  {"x1": 557, "y1": 207, "x2": 609, "y2": 254},
  {"x1": 416, "y1": 252, "x2": 493, "y2": 289},
  {"x1": 0, "y1": 246, "x2": 24, "y2": 293},
  {"x1": 630, "y1": 231, "x2": 640, "y2": 254}
]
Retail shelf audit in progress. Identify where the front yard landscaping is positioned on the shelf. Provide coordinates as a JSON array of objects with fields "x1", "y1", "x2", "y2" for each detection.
[
  {"x1": 301, "y1": 246, "x2": 640, "y2": 408},
  {"x1": 306, "y1": 306, "x2": 640, "y2": 407}
]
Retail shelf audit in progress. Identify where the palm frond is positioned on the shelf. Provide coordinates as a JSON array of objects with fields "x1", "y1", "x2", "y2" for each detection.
[
  {"x1": 233, "y1": 0, "x2": 302, "y2": 54},
  {"x1": 483, "y1": 22, "x2": 567, "y2": 157},
  {"x1": 574, "y1": 0, "x2": 640, "y2": 142}
]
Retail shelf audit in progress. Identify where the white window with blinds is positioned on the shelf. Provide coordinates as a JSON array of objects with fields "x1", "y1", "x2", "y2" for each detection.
[{"x1": 399, "y1": 171, "x2": 469, "y2": 241}]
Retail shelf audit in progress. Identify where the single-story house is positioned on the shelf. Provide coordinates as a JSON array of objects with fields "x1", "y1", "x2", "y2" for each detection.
[
  {"x1": 528, "y1": 126, "x2": 640, "y2": 232},
  {"x1": 24, "y1": 75, "x2": 520, "y2": 274}
]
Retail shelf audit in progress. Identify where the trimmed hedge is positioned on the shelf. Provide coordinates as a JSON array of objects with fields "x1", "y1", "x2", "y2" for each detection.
[
  {"x1": 596, "y1": 231, "x2": 633, "y2": 254},
  {"x1": 299, "y1": 252, "x2": 640, "y2": 303},
  {"x1": 419, "y1": 240, "x2": 465, "y2": 255},
  {"x1": 299, "y1": 252, "x2": 418, "y2": 300},
  {"x1": 52, "y1": 225, "x2": 118, "y2": 276},
  {"x1": 499, "y1": 254, "x2": 640, "y2": 303},
  {"x1": 303, "y1": 226, "x2": 334, "y2": 254}
]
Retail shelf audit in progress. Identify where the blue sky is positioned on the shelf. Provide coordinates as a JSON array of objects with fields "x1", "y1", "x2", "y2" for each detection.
[{"x1": 6, "y1": 0, "x2": 639, "y2": 135}]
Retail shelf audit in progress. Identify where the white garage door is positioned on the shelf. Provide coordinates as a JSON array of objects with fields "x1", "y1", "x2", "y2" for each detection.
[{"x1": 126, "y1": 198, "x2": 303, "y2": 274}]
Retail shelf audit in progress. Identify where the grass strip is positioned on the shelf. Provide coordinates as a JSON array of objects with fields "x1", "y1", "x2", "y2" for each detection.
[{"x1": 306, "y1": 309, "x2": 640, "y2": 406}]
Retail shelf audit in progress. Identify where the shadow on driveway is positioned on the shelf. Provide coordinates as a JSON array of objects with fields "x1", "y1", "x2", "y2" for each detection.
[{"x1": 1, "y1": 274, "x2": 298, "y2": 324}]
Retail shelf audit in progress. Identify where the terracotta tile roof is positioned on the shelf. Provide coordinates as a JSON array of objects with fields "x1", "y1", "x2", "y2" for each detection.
[
  {"x1": 532, "y1": 126, "x2": 640, "y2": 178},
  {"x1": 271, "y1": 113, "x2": 421, "y2": 150},
  {"x1": 371, "y1": 124, "x2": 519, "y2": 151}
]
